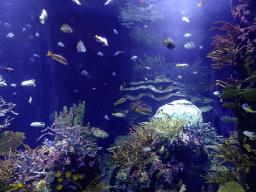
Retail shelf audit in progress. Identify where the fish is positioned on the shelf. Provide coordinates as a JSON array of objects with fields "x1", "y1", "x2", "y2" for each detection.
[
  {"x1": 10, "y1": 83, "x2": 16, "y2": 87},
  {"x1": 61, "y1": 24, "x2": 73, "y2": 33},
  {"x1": 177, "y1": 75, "x2": 182, "y2": 79},
  {"x1": 192, "y1": 71, "x2": 197, "y2": 74},
  {"x1": 114, "y1": 51, "x2": 124, "y2": 56},
  {"x1": 112, "y1": 113, "x2": 125, "y2": 117},
  {"x1": 199, "y1": 46, "x2": 203, "y2": 49},
  {"x1": 197, "y1": 1, "x2": 205, "y2": 7},
  {"x1": 213, "y1": 91, "x2": 220, "y2": 96},
  {"x1": 33, "y1": 54, "x2": 40, "y2": 58},
  {"x1": 243, "y1": 131, "x2": 256, "y2": 140},
  {"x1": 6, "y1": 33, "x2": 14, "y2": 38},
  {"x1": 104, "y1": 115, "x2": 110, "y2": 120},
  {"x1": 4, "y1": 67, "x2": 13, "y2": 72},
  {"x1": 112, "y1": 72, "x2": 116, "y2": 76},
  {"x1": 21, "y1": 79, "x2": 36, "y2": 87},
  {"x1": 47, "y1": 51, "x2": 68, "y2": 65},
  {"x1": 184, "y1": 33, "x2": 191, "y2": 37},
  {"x1": 242, "y1": 103, "x2": 256, "y2": 113},
  {"x1": 135, "y1": 108, "x2": 151, "y2": 115},
  {"x1": 144, "y1": 77, "x2": 148, "y2": 81},
  {"x1": 72, "y1": 0, "x2": 81, "y2": 5},
  {"x1": 2, "y1": 183, "x2": 24, "y2": 192},
  {"x1": 131, "y1": 55, "x2": 137, "y2": 61},
  {"x1": 142, "y1": 147, "x2": 151, "y2": 152},
  {"x1": 176, "y1": 63, "x2": 189, "y2": 68},
  {"x1": 114, "y1": 98, "x2": 127, "y2": 106},
  {"x1": 81, "y1": 70, "x2": 89, "y2": 77},
  {"x1": 164, "y1": 36, "x2": 176, "y2": 50},
  {"x1": 182, "y1": 17, "x2": 190, "y2": 23},
  {"x1": 97, "y1": 52, "x2": 104, "y2": 56},
  {"x1": 104, "y1": 0, "x2": 112, "y2": 5},
  {"x1": 58, "y1": 42, "x2": 65, "y2": 47},
  {"x1": 39, "y1": 9, "x2": 48, "y2": 24},
  {"x1": 35, "y1": 33, "x2": 39, "y2": 37},
  {"x1": 28, "y1": 96, "x2": 32, "y2": 104},
  {"x1": 184, "y1": 41, "x2": 196, "y2": 49},
  {"x1": 77, "y1": 40, "x2": 86, "y2": 52},
  {"x1": 94, "y1": 35, "x2": 108, "y2": 46},
  {"x1": 30, "y1": 122, "x2": 45, "y2": 128},
  {"x1": 113, "y1": 29, "x2": 118, "y2": 35},
  {"x1": 144, "y1": 66, "x2": 150, "y2": 70}
]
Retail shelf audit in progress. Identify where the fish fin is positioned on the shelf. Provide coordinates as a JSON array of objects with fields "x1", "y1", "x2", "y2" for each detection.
[
  {"x1": 94, "y1": 35, "x2": 97, "y2": 38},
  {"x1": 47, "y1": 51, "x2": 52, "y2": 56}
]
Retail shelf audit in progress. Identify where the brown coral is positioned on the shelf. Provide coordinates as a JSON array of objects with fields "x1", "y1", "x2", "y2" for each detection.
[{"x1": 0, "y1": 131, "x2": 25, "y2": 155}]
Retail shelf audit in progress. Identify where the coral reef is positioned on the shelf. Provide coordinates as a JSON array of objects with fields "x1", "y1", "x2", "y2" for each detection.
[
  {"x1": 0, "y1": 75, "x2": 7, "y2": 86},
  {"x1": 0, "y1": 97, "x2": 18, "y2": 130},
  {"x1": 207, "y1": 21, "x2": 241, "y2": 70}
]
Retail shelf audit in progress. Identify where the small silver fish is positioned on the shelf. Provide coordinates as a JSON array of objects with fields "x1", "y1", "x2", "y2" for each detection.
[{"x1": 142, "y1": 147, "x2": 151, "y2": 152}]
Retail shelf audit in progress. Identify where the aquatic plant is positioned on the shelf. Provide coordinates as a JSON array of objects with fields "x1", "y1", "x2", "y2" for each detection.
[
  {"x1": 0, "y1": 154, "x2": 16, "y2": 189},
  {"x1": 108, "y1": 124, "x2": 159, "y2": 170},
  {"x1": 0, "y1": 131, "x2": 25, "y2": 155},
  {"x1": 0, "y1": 97, "x2": 18, "y2": 130}
]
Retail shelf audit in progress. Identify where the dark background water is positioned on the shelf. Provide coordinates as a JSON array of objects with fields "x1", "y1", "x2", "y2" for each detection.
[{"x1": 0, "y1": 0, "x2": 238, "y2": 151}]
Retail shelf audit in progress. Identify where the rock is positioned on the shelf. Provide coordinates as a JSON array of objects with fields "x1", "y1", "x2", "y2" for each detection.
[{"x1": 153, "y1": 99, "x2": 203, "y2": 127}]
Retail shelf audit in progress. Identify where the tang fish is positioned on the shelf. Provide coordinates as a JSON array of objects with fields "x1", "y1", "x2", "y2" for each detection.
[
  {"x1": 61, "y1": 24, "x2": 73, "y2": 33},
  {"x1": 47, "y1": 51, "x2": 68, "y2": 65},
  {"x1": 77, "y1": 40, "x2": 86, "y2": 52},
  {"x1": 39, "y1": 9, "x2": 48, "y2": 24}
]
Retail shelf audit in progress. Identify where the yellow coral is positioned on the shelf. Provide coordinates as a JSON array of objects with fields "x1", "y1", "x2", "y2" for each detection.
[{"x1": 57, "y1": 184, "x2": 63, "y2": 190}]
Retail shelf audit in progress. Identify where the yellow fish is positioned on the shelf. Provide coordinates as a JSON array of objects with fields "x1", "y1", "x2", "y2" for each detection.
[
  {"x1": 47, "y1": 51, "x2": 68, "y2": 65},
  {"x1": 197, "y1": 1, "x2": 205, "y2": 7},
  {"x1": 135, "y1": 108, "x2": 151, "y2": 115},
  {"x1": 114, "y1": 98, "x2": 127, "y2": 106},
  {"x1": 2, "y1": 183, "x2": 24, "y2": 192}
]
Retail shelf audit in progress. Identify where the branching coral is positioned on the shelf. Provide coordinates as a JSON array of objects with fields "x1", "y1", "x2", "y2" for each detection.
[
  {"x1": 0, "y1": 75, "x2": 7, "y2": 86},
  {"x1": 142, "y1": 117, "x2": 184, "y2": 141},
  {"x1": 108, "y1": 124, "x2": 159, "y2": 170},
  {"x1": 207, "y1": 21, "x2": 241, "y2": 69},
  {"x1": 206, "y1": 132, "x2": 256, "y2": 190},
  {"x1": 0, "y1": 97, "x2": 18, "y2": 130}
]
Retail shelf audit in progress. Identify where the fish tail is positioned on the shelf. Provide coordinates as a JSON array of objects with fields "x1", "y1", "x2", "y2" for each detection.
[
  {"x1": 111, "y1": 113, "x2": 114, "y2": 116},
  {"x1": 18, "y1": 183, "x2": 24, "y2": 187},
  {"x1": 135, "y1": 109, "x2": 140, "y2": 112},
  {"x1": 114, "y1": 103, "x2": 117, "y2": 106},
  {"x1": 94, "y1": 35, "x2": 98, "y2": 38},
  {"x1": 47, "y1": 51, "x2": 52, "y2": 56}
]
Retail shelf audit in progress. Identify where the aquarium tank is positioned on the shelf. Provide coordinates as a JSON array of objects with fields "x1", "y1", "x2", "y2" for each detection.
[{"x1": 1, "y1": 0, "x2": 256, "y2": 191}]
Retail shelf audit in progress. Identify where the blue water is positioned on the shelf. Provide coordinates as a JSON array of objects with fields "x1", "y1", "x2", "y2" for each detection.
[{"x1": 0, "y1": 0, "x2": 243, "y2": 191}]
